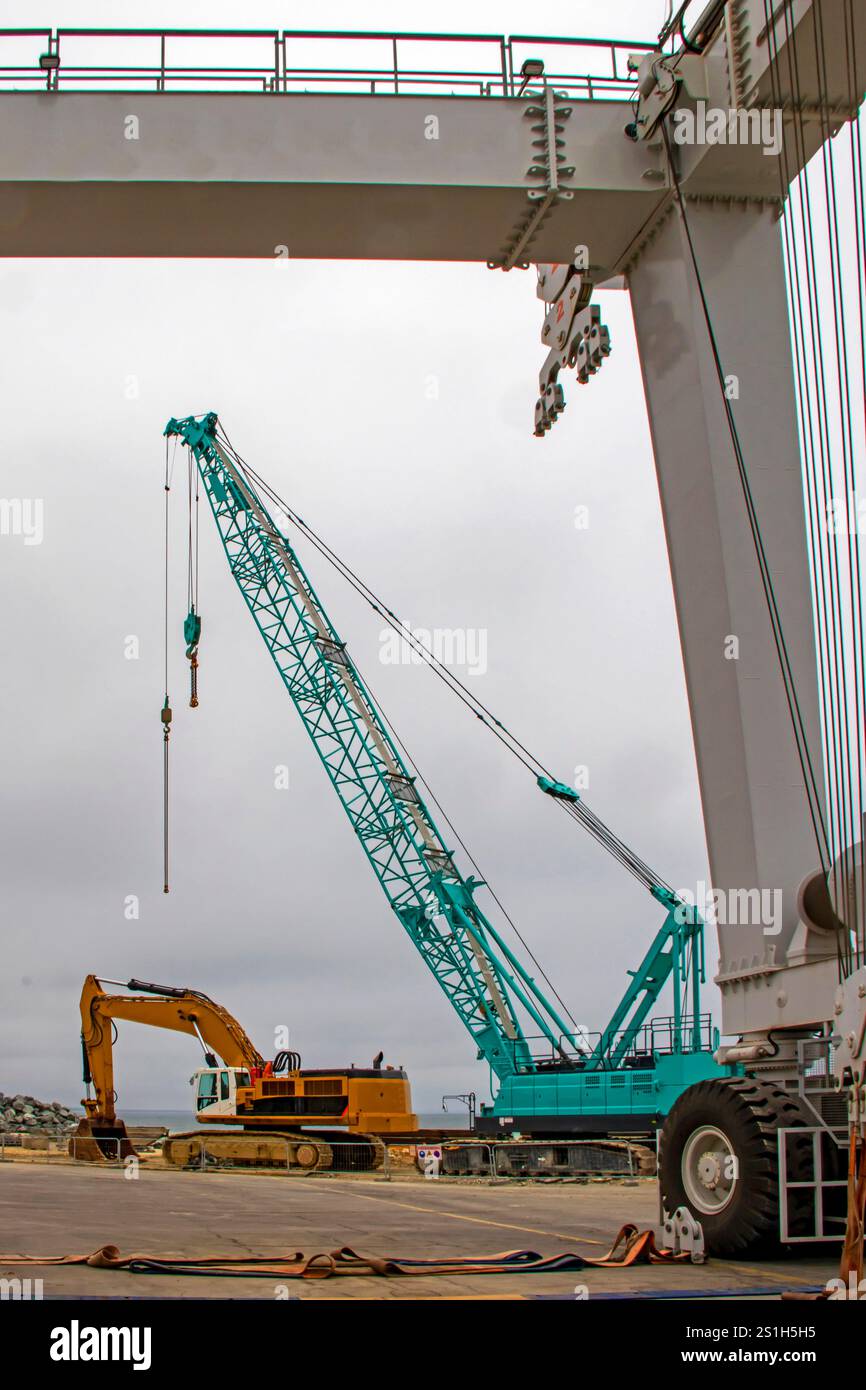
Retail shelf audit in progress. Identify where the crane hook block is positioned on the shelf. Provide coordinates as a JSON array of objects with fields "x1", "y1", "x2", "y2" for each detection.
[
  {"x1": 184, "y1": 610, "x2": 201, "y2": 649},
  {"x1": 161, "y1": 698, "x2": 172, "y2": 728}
]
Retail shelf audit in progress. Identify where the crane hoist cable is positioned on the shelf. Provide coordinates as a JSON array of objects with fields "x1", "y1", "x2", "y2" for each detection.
[
  {"x1": 161, "y1": 435, "x2": 176, "y2": 894},
  {"x1": 363, "y1": 653, "x2": 580, "y2": 1028},
  {"x1": 184, "y1": 448, "x2": 202, "y2": 709},
  {"x1": 206, "y1": 434, "x2": 581, "y2": 1026},
  {"x1": 215, "y1": 423, "x2": 677, "y2": 900},
  {"x1": 161, "y1": 434, "x2": 206, "y2": 893}
]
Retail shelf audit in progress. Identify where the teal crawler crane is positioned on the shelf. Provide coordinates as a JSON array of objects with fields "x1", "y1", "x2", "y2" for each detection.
[{"x1": 164, "y1": 412, "x2": 729, "y2": 1138}]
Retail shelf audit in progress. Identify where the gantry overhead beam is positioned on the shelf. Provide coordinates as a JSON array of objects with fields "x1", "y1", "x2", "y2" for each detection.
[
  {"x1": 0, "y1": 92, "x2": 657, "y2": 263},
  {"x1": 0, "y1": 28, "x2": 656, "y2": 264},
  {"x1": 0, "y1": 11, "x2": 861, "y2": 266}
]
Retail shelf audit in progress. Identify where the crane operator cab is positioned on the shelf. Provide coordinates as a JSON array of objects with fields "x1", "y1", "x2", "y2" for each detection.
[{"x1": 192, "y1": 1066, "x2": 251, "y2": 1120}]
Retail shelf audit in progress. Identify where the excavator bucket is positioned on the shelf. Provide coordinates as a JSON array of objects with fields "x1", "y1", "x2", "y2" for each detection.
[{"x1": 69, "y1": 1116, "x2": 137, "y2": 1163}]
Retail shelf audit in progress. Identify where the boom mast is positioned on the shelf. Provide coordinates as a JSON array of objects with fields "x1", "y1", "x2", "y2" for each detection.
[{"x1": 165, "y1": 412, "x2": 579, "y2": 1082}]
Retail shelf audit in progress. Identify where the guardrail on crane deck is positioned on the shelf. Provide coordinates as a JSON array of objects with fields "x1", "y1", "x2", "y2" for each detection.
[{"x1": 0, "y1": 28, "x2": 658, "y2": 100}]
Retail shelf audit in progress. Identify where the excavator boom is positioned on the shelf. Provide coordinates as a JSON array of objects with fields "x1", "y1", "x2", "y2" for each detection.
[{"x1": 78, "y1": 974, "x2": 264, "y2": 1126}]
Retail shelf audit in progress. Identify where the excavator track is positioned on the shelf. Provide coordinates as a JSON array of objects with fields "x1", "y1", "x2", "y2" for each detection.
[{"x1": 160, "y1": 1129, "x2": 384, "y2": 1172}]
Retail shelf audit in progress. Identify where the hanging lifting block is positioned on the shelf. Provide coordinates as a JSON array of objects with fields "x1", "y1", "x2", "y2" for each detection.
[{"x1": 184, "y1": 610, "x2": 201, "y2": 649}]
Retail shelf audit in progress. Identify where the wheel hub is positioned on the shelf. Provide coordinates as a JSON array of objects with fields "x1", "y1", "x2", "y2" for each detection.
[
  {"x1": 697, "y1": 1152, "x2": 723, "y2": 1187},
  {"x1": 682, "y1": 1125, "x2": 737, "y2": 1214}
]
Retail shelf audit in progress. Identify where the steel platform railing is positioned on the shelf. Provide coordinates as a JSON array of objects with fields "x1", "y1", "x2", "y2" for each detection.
[{"x1": 0, "y1": 27, "x2": 657, "y2": 100}]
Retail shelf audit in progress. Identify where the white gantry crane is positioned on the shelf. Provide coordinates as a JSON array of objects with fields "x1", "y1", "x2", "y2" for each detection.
[{"x1": 2, "y1": 3, "x2": 865, "y2": 1255}]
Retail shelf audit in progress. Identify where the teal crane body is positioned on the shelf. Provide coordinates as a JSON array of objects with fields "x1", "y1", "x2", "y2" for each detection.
[{"x1": 164, "y1": 412, "x2": 728, "y2": 1134}]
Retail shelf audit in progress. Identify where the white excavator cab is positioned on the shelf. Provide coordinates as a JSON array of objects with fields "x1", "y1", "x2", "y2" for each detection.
[{"x1": 191, "y1": 1066, "x2": 251, "y2": 1120}]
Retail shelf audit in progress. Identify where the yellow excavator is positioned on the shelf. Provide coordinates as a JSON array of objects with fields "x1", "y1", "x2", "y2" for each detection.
[{"x1": 72, "y1": 974, "x2": 417, "y2": 1170}]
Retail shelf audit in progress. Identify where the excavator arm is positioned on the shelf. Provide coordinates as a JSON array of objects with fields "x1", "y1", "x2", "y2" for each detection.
[{"x1": 78, "y1": 974, "x2": 264, "y2": 1126}]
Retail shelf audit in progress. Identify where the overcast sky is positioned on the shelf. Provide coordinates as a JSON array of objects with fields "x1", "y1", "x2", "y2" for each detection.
[{"x1": 0, "y1": 0, "x2": 718, "y2": 1116}]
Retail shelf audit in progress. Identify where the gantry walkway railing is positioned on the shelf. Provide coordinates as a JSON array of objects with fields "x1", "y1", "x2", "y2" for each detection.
[{"x1": 0, "y1": 28, "x2": 656, "y2": 100}]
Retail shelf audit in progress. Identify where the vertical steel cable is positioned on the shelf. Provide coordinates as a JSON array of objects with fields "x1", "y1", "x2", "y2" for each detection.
[
  {"x1": 841, "y1": 0, "x2": 866, "y2": 966},
  {"x1": 819, "y1": 0, "x2": 866, "y2": 967},
  {"x1": 213, "y1": 424, "x2": 678, "y2": 895},
  {"x1": 780, "y1": 4, "x2": 848, "y2": 892},
  {"x1": 162, "y1": 437, "x2": 176, "y2": 895},
  {"x1": 781, "y1": 0, "x2": 866, "y2": 971},
  {"x1": 811, "y1": 0, "x2": 860, "y2": 947},
  {"x1": 766, "y1": 0, "x2": 849, "y2": 964},
  {"x1": 764, "y1": 0, "x2": 866, "y2": 971},
  {"x1": 761, "y1": 2, "x2": 841, "y2": 900}
]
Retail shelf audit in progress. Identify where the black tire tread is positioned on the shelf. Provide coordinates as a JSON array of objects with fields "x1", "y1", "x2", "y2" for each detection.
[{"x1": 659, "y1": 1076, "x2": 814, "y2": 1257}]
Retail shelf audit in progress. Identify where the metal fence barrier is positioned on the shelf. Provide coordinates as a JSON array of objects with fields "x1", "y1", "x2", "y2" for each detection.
[
  {"x1": 66, "y1": 1134, "x2": 125, "y2": 1166},
  {"x1": 1, "y1": 1131, "x2": 80, "y2": 1161},
  {"x1": 3, "y1": 1127, "x2": 643, "y2": 1182}
]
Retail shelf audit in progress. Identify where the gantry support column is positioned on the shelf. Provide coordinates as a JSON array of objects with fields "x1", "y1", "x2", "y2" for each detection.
[{"x1": 628, "y1": 199, "x2": 834, "y2": 1037}]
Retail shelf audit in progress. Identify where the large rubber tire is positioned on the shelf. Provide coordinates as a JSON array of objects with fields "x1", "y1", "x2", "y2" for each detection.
[{"x1": 659, "y1": 1077, "x2": 814, "y2": 1257}]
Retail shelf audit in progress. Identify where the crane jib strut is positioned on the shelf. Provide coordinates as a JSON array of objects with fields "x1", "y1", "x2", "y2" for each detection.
[{"x1": 163, "y1": 411, "x2": 713, "y2": 1098}]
